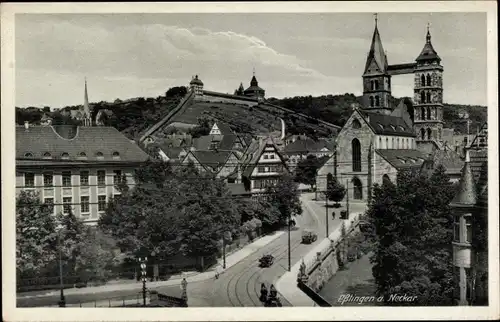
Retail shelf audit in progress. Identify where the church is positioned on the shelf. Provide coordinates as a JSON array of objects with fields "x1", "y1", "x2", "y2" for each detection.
[{"x1": 317, "y1": 16, "x2": 463, "y2": 201}]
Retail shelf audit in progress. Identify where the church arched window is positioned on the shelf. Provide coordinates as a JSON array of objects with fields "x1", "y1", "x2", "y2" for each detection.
[
  {"x1": 427, "y1": 128, "x2": 432, "y2": 140},
  {"x1": 374, "y1": 80, "x2": 379, "y2": 90},
  {"x1": 386, "y1": 138, "x2": 389, "y2": 149},
  {"x1": 352, "y1": 119, "x2": 362, "y2": 129},
  {"x1": 421, "y1": 91, "x2": 425, "y2": 103},
  {"x1": 426, "y1": 92, "x2": 431, "y2": 103},
  {"x1": 421, "y1": 74, "x2": 425, "y2": 87},
  {"x1": 421, "y1": 107, "x2": 426, "y2": 120},
  {"x1": 420, "y1": 128, "x2": 425, "y2": 140},
  {"x1": 427, "y1": 107, "x2": 432, "y2": 120},
  {"x1": 375, "y1": 96, "x2": 380, "y2": 107},
  {"x1": 369, "y1": 96, "x2": 374, "y2": 107},
  {"x1": 426, "y1": 74, "x2": 432, "y2": 86},
  {"x1": 351, "y1": 138, "x2": 362, "y2": 172}
]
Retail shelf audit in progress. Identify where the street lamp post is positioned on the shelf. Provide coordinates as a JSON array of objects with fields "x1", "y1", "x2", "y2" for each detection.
[
  {"x1": 287, "y1": 213, "x2": 291, "y2": 272},
  {"x1": 139, "y1": 257, "x2": 148, "y2": 307},
  {"x1": 57, "y1": 226, "x2": 66, "y2": 307},
  {"x1": 325, "y1": 193, "x2": 329, "y2": 237}
]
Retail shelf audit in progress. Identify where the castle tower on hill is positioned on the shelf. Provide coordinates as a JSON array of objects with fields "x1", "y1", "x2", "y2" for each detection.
[
  {"x1": 361, "y1": 15, "x2": 445, "y2": 149},
  {"x1": 189, "y1": 75, "x2": 204, "y2": 96}
]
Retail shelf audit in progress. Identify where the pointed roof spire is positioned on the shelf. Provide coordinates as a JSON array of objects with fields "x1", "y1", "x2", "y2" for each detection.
[
  {"x1": 83, "y1": 77, "x2": 90, "y2": 116},
  {"x1": 451, "y1": 149, "x2": 478, "y2": 207},
  {"x1": 363, "y1": 13, "x2": 388, "y2": 75},
  {"x1": 416, "y1": 23, "x2": 440, "y2": 62}
]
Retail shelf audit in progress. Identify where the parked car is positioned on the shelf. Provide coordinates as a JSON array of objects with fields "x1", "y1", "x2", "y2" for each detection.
[
  {"x1": 259, "y1": 254, "x2": 275, "y2": 267},
  {"x1": 301, "y1": 229, "x2": 318, "y2": 244}
]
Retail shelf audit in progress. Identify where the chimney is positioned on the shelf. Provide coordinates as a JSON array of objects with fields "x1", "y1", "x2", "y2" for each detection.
[{"x1": 24, "y1": 121, "x2": 29, "y2": 130}]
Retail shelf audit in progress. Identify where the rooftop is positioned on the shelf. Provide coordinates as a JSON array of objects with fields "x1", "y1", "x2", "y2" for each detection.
[
  {"x1": 17, "y1": 125, "x2": 149, "y2": 166},
  {"x1": 360, "y1": 110, "x2": 415, "y2": 137},
  {"x1": 376, "y1": 149, "x2": 427, "y2": 169}
]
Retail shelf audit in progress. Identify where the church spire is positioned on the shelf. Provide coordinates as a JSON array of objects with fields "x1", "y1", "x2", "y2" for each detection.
[
  {"x1": 416, "y1": 24, "x2": 440, "y2": 63},
  {"x1": 363, "y1": 13, "x2": 388, "y2": 75},
  {"x1": 82, "y1": 77, "x2": 92, "y2": 126}
]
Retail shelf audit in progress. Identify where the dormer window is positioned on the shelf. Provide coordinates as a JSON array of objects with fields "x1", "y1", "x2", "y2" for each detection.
[
  {"x1": 61, "y1": 152, "x2": 70, "y2": 159},
  {"x1": 24, "y1": 152, "x2": 33, "y2": 158},
  {"x1": 398, "y1": 126, "x2": 405, "y2": 131},
  {"x1": 112, "y1": 151, "x2": 120, "y2": 159},
  {"x1": 43, "y1": 152, "x2": 52, "y2": 159},
  {"x1": 79, "y1": 152, "x2": 87, "y2": 158},
  {"x1": 96, "y1": 152, "x2": 104, "y2": 160},
  {"x1": 397, "y1": 157, "x2": 406, "y2": 164},
  {"x1": 377, "y1": 123, "x2": 384, "y2": 130}
]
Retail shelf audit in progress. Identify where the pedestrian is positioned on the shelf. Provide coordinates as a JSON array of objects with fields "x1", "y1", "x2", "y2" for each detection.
[
  {"x1": 269, "y1": 284, "x2": 277, "y2": 299},
  {"x1": 332, "y1": 211, "x2": 336, "y2": 220},
  {"x1": 259, "y1": 283, "x2": 268, "y2": 302},
  {"x1": 215, "y1": 262, "x2": 223, "y2": 279}
]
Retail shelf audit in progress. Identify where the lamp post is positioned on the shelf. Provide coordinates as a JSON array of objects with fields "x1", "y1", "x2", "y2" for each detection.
[
  {"x1": 287, "y1": 213, "x2": 291, "y2": 272},
  {"x1": 139, "y1": 257, "x2": 148, "y2": 307},
  {"x1": 57, "y1": 224, "x2": 66, "y2": 308},
  {"x1": 325, "y1": 193, "x2": 329, "y2": 237}
]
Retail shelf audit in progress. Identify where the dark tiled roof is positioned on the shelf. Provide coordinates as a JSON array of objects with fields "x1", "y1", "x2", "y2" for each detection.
[
  {"x1": 17, "y1": 125, "x2": 149, "y2": 165},
  {"x1": 359, "y1": 111, "x2": 415, "y2": 137},
  {"x1": 191, "y1": 150, "x2": 232, "y2": 171},
  {"x1": 219, "y1": 135, "x2": 238, "y2": 150},
  {"x1": 431, "y1": 149, "x2": 464, "y2": 175},
  {"x1": 214, "y1": 122, "x2": 234, "y2": 135},
  {"x1": 364, "y1": 25, "x2": 388, "y2": 74},
  {"x1": 193, "y1": 136, "x2": 213, "y2": 150},
  {"x1": 416, "y1": 35, "x2": 441, "y2": 62},
  {"x1": 450, "y1": 161, "x2": 477, "y2": 207},
  {"x1": 190, "y1": 75, "x2": 203, "y2": 86},
  {"x1": 376, "y1": 149, "x2": 427, "y2": 169},
  {"x1": 283, "y1": 138, "x2": 320, "y2": 154}
]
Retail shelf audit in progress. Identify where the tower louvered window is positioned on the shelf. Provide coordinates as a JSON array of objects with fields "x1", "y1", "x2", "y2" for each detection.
[
  {"x1": 426, "y1": 74, "x2": 432, "y2": 86},
  {"x1": 351, "y1": 138, "x2": 362, "y2": 172}
]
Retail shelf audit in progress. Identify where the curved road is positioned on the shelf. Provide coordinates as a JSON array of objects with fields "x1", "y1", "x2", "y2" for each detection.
[{"x1": 159, "y1": 193, "x2": 324, "y2": 307}]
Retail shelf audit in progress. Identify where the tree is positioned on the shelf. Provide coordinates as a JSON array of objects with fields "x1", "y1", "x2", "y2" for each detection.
[
  {"x1": 188, "y1": 117, "x2": 212, "y2": 138},
  {"x1": 16, "y1": 191, "x2": 57, "y2": 278},
  {"x1": 166, "y1": 86, "x2": 187, "y2": 98},
  {"x1": 266, "y1": 174, "x2": 303, "y2": 224},
  {"x1": 367, "y1": 166, "x2": 456, "y2": 305},
  {"x1": 294, "y1": 154, "x2": 320, "y2": 190},
  {"x1": 325, "y1": 174, "x2": 346, "y2": 207}
]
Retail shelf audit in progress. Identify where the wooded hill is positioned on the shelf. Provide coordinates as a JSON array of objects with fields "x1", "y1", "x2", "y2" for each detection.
[{"x1": 16, "y1": 88, "x2": 487, "y2": 139}]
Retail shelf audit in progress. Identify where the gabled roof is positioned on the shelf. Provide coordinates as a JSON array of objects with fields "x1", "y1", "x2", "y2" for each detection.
[
  {"x1": 214, "y1": 121, "x2": 234, "y2": 135},
  {"x1": 450, "y1": 151, "x2": 478, "y2": 207},
  {"x1": 469, "y1": 122, "x2": 487, "y2": 149},
  {"x1": 241, "y1": 137, "x2": 287, "y2": 177},
  {"x1": 416, "y1": 30, "x2": 441, "y2": 62},
  {"x1": 363, "y1": 24, "x2": 388, "y2": 75},
  {"x1": 358, "y1": 110, "x2": 415, "y2": 137},
  {"x1": 430, "y1": 149, "x2": 464, "y2": 175},
  {"x1": 17, "y1": 125, "x2": 149, "y2": 166},
  {"x1": 376, "y1": 149, "x2": 427, "y2": 169},
  {"x1": 390, "y1": 100, "x2": 413, "y2": 128},
  {"x1": 188, "y1": 150, "x2": 234, "y2": 172}
]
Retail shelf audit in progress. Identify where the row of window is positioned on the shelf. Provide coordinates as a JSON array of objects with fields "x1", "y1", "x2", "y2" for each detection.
[
  {"x1": 24, "y1": 151, "x2": 121, "y2": 159},
  {"x1": 377, "y1": 136, "x2": 414, "y2": 149},
  {"x1": 262, "y1": 153, "x2": 276, "y2": 160},
  {"x1": 419, "y1": 106, "x2": 439, "y2": 120},
  {"x1": 369, "y1": 95, "x2": 381, "y2": 107},
  {"x1": 257, "y1": 165, "x2": 283, "y2": 173},
  {"x1": 420, "y1": 74, "x2": 433, "y2": 87},
  {"x1": 419, "y1": 90, "x2": 440, "y2": 104},
  {"x1": 419, "y1": 127, "x2": 442, "y2": 141},
  {"x1": 44, "y1": 195, "x2": 107, "y2": 214},
  {"x1": 24, "y1": 170, "x2": 123, "y2": 188},
  {"x1": 254, "y1": 178, "x2": 279, "y2": 190}
]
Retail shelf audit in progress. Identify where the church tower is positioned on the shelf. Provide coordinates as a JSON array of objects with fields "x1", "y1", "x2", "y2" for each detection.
[
  {"x1": 362, "y1": 15, "x2": 392, "y2": 115},
  {"x1": 413, "y1": 26, "x2": 444, "y2": 146},
  {"x1": 82, "y1": 77, "x2": 92, "y2": 126}
]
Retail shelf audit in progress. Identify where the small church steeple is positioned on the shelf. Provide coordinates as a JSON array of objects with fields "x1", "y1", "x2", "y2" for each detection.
[{"x1": 82, "y1": 77, "x2": 92, "y2": 126}]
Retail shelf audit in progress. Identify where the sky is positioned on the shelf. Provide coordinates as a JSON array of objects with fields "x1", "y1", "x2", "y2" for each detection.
[{"x1": 15, "y1": 12, "x2": 488, "y2": 109}]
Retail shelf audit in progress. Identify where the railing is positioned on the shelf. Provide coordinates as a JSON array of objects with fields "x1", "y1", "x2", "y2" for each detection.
[{"x1": 47, "y1": 292, "x2": 147, "y2": 308}]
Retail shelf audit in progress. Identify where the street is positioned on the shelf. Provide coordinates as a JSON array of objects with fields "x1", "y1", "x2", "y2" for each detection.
[{"x1": 16, "y1": 193, "x2": 367, "y2": 308}]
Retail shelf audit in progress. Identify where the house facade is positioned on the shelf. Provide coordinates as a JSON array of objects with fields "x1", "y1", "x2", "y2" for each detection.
[
  {"x1": 241, "y1": 137, "x2": 289, "y2": 194},
  {"x1": 16, "y1": 124, "x2": 149, "y2": 225}
]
